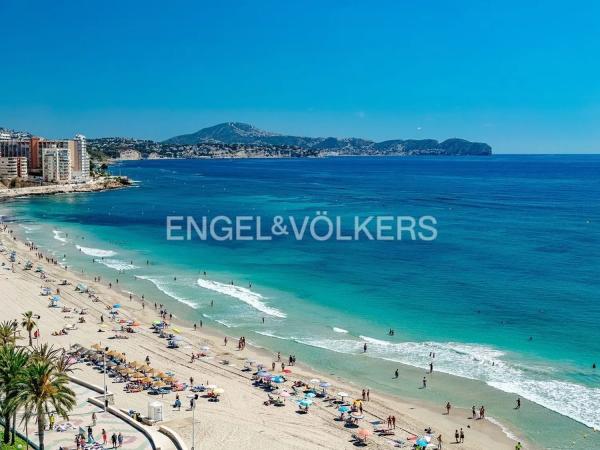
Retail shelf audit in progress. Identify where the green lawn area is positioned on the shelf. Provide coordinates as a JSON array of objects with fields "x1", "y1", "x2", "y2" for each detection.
[{"x1": 0, "y1": 425, "x2": 30, "y2": 449}]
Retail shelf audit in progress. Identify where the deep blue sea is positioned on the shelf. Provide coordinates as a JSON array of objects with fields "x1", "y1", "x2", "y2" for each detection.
[{"x1": 2, "y1": 156, "x2": 600, "y2": 449}]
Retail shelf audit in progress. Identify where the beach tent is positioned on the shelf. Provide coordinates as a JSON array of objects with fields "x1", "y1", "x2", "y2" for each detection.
[{"x1": 76, "y1": 283, "x2": 88, "y2": 292}]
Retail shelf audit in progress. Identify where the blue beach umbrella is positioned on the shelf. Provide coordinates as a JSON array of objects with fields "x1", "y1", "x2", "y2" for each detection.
[
  {"x1": 298, "y1": 399, "x2": 313, "y2": 408},
  {"x1": 319, "y1": 382, "x2": 331, "y2": 388},
  {"x1": 271, "y1": 376, "x2": 285, "y2": 383},
  {"x1": 338, "y1": 405, "x2": 351, "y2": 413},
  {"x1": 256, "y1": 371, "x2": 270, "y2": 377},
  {"x1": 416, "y1": 437, "x2": 429, "y2": 447},
  {"x1": 51, "y1": 295, "x2": 61, "y2": 302},
  {"x1": 113, "y1": 303, "x2": 121, "y2": 309},
  {"x1": 305, "y1": 392, "x2": 317, "y2": 398}
]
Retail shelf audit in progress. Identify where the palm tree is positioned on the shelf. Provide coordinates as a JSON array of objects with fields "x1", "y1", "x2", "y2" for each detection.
[
  {"x1": 30, "y1": 344, "x2": 77, "y2": 374},
  {"x1": 21, "y1": 312, "x2": 37, "y2": 347},
  {"x1": 0, "y1": 321, "x2": 18, "y2": 346},
  {"x1": 0, "y1": 345, "x2": 29, "y2": 444},
  {"x1": 14, "y1": 359, "x2": 76, "y2": 450}
]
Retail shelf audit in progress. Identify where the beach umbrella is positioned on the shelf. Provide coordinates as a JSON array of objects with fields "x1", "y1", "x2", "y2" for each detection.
[
  {"x1": 206, "y1": 384, "x2": 218, "y2": 390},
  {"x1": 155, "y1": 372, "x2": 166, "y2": 379},
  {"x1": 130, "y1": 361, "x2": 143, "y2": 368},
  {"x1": 200, "y1": 346, "x2": 210, "y2": 352},
  {"x1": 91, "y1": 343, "x2": 102, "y2": 351},
  {"x1": 271, "y1": 376, "x2": 285, "y2": 384},
  {"x1": 298, "y1": 399, "x2": 313, "y2": 408},
  {"x1": 282, "y1": 368, "x2": 292, "y2": 374},
  {"x1": 113, "y1": 303, "x2": 121, "y2": 309},
  {"x1": 337, "y1": 392, "x2": 349, "y2": 400},
  {"x1": 213, "y1": 388, "x2": 225, "y2": 395},
  {"x1": 350, "y1": 412, "x2": 364, "y2": 420},
  {"x1": 51, "y1": 295, "x2": 61, "y2": 301},
  {"x1": 164, "y1": 376, "x2": 177, "y2": 383},
  {"x1": 132, "y1": 372, "x2": 145, "y2": 379},
  {"x1": 152, "y1": 381, "x2": 166, "y2": 388},
  {"x1": 309, "y1": 378, "x2": 320, "y2": 385},
  {"x1": 152, "y1": 320, "x2": 162, "y2": 325},
  {"x1": 140, "y1": 364, "x2": 152, "y2": 372},
  {"x1": 305, "y1": 392, "x2": 317, "y2": 398},
  {"x1": 279, "y1": 391, "x2": 292, "y2": 398},
  {"x1": 256, "y1": 371, "x2": 270, "y2": 377},
  {"x1": 319, "y1": 382, "x2": 331, "y2": 388},
  {"x1": 356, "y1": 429, "x2": 372, "y2": 440},
  {"x1": 245, "y1": 359, "x2": 256, "y2": 365},
  {"x1": 338, "y1": 406, "x2": 351, "y2": 413},
  {"x1": 142, "y1": 377, "x2": 153, "y2": 383}
]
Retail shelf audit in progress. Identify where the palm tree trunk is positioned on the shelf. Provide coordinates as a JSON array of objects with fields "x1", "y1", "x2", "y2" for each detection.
[
  {"x1": 37, "y1": 413, "x2": 45, "y2": 450},
  {"x1": 10, "y1": 411, "x2": 16, "y2": 444},
  {"x1": 3, "y1": 413, "x2": 11, "y2": 444},
  {"x1": 28, "y1": 329, "x2": 32, "y2": 346}
]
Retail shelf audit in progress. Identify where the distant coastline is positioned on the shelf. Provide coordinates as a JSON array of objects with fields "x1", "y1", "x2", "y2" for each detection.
[{"x1": 0, "y1": 176, "x2": 131, "y2": 201}]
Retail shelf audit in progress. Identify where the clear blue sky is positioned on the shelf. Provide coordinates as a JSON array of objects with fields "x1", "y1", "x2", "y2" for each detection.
[{"x1": 1, "y1": 0, "x2": 599, "y2": 153}]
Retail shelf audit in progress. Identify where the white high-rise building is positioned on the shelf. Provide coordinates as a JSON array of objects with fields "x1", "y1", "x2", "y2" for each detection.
[
  {"x1": 71, "y1": 134, "x2": 90, "y2": 182},
  {"x1": 0, "y1": 157, "x2": 28, "y2": 180},
  {"x1": 42, "y1": 147, "x2": 71, "y2": 183}
]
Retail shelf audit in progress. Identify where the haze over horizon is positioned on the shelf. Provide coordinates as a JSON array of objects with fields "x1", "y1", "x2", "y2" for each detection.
[{"x1": 1, "y1": 0, "x2": 599, "y2": 154}]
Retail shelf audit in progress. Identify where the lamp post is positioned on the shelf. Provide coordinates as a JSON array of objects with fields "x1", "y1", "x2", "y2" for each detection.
[
  {"x1": 103, "y1": 345, "x2": 108, "y2": 411},
  {"x1": 191, "y1": 398, "x2": 196, "y2": 450}
]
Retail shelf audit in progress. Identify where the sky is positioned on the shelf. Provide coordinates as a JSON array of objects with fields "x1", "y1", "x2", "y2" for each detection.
[{"x1": 1, "y1": 0, "x2": 599, "y2": 153}]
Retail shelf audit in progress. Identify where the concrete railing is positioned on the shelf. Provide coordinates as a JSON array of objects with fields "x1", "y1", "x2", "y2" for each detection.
[{"x1": 158, "y1": 426, "x2": 188, "y2": 450}]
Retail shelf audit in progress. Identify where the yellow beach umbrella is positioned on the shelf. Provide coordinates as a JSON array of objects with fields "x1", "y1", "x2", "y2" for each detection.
[
  {"x1": 164, "y1": 376, "x2": 177, "y2": 383},
  {"x1": 153, "y1": 381, "x2": 166, "y2": 388},
  {"x1": 130, "y1": 361, "x2": 143, "y2": 368},
  {"x1": 140, "y1": 364, "x2": 152, "y2": 372},
  {"x1": 132, "y1": 372, "x2": 145, "y2": 379},
  {"x1": 91, "y1": 343, "x2": 102, "y2": 351},
  {"x1": 155, "y1": 372, "x2": 166, "y2": 379},
  {"x1": 142, "y1": 377, "x2": 153, "y2": 383}
]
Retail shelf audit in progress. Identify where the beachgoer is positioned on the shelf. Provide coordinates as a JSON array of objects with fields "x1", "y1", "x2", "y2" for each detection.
[
  {"x1": 516, "y1": 397, "x2": 521, "y2": 409},
  {"x1": 515, "y1": 442, "x2": 522, "y2": 450},
  {"x1": 446, "y1": 402, "x2": 451, "y2": 414},
  {"x1": 459, "y1": 428, "x2": 464, "y2": 443},
  {"x1": 118, "y1": 432, "x2": 123, "y2": 447},
  {"x1": 422, "y1": 377, "x2": 427, "y2": 388},
  {"x1": 363, "y1": 342, "x2": 367, "y2": 353},
  {"x1": 111, "y1": 433, "x2": 117, "y2": 448},
  {"x1": 455, "y1": 429, "x2": 459, "y2": 443},
  {"x1": 437, "y1": 434, "x2": 443, "y2": 449},
  {"x1": 472, "y1": 405, "x2": 476, "y2": 419},
  {"x1": 394, "y1": 369, "x2": 399, "y2": 378},
  {"x1": 102, "y1": 429, "x2": 107, "y2": 445},
  {"x1": 49, "y1": 413, "x2": 55, "y2": 430},
  {"x1": 367, "y1": 389, "x2": 370, "y2": 401},
  {"x1": 391, "y1": 415, "x2": 396, "y2": 429},
  {"x1": 92, "y1": 411, "x2": 97, "y2": 426},
  {"x1": 362, "y1": 389, "x2": 366, "y2": 401}
]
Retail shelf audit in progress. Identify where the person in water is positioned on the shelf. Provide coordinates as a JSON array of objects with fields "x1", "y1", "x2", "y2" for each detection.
[{"x1": 363, "y1": 343, "x2": 367, "y2": 353}]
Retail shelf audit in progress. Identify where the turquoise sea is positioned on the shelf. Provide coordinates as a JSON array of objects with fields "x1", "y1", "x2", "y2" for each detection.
[{"x1": 2, "y1": 156, "x2": 600, "y2": 449}]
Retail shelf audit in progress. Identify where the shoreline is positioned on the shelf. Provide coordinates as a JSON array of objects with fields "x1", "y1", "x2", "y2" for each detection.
[
  {"x1": 0, "y1": 225, "x2": 523, "y2": 449},
  {"x1": 0, "y1": 177, "x2": 131, "y2": 201}
]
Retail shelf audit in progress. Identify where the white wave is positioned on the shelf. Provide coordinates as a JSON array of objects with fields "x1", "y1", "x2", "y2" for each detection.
[
  {"x1": 136, "y1": 275, "x2": 199, "y2": 309},
  {"x1": 214, "y1": 319, "x2": 238, "y2": 328},
  {"x1": 290, "y1": 333, "x2": 600, "y2": 430},
  {"x1": 76, "y1": 245, "x2": 116, "y2": 258},
  {"x1": 255, "y1": 330, "x2": 292, "y2": 340},
  {"x1": 52, "y1": 229, "x2": 68, "y2": 243},
  {"x1": 196, "y1": 278, "x2": 286, "y2": 318},
  {"x1": 21, "y1": 224, "x2": 40, "y2": 233},
  {"x1": 333, "y1": 327, "x2": 349, "y2": 333},
  {"x1": 96, "y1": 259, "x2": 139, "y2": 271},
  {"x1": 487, "y1": 417, "x2": 520, "y2": 442}
]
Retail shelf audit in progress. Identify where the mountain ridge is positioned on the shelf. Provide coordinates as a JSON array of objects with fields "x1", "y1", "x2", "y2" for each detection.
[{"x1": 163, "y1": 122, "x2": 492, "y2": 155}]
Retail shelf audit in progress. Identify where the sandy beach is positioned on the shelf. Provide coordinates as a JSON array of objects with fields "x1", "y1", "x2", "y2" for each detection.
[{"x1": 0, "y1": 227, "x2": 519, "y2": 450}]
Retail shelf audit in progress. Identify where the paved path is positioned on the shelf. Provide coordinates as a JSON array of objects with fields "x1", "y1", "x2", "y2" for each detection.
[{"x1": 19, "y1": 383, "x2": 155, "y2": 450}]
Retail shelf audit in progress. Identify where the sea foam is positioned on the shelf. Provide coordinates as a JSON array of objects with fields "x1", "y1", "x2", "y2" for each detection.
[
  {"x1": 96, "y1": 259, "x2": 139, "y2": 271},
  {"x1": 196, "y1": 278, "x2": 286, "y2": 318},
  {"x1": 76, "y1": 245, "x2": 116, "y2": 258},
  {"x1": 136, "y1": 275, "x2": 199, "y2": 309},
  {"x1": 53, "y1": 230, "x2": 68, "y2": 243}
]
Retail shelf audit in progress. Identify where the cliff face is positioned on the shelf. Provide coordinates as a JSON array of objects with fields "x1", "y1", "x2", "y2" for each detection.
[{"x1": 163, "y1": 122, "x2": 492, "y2": 156}]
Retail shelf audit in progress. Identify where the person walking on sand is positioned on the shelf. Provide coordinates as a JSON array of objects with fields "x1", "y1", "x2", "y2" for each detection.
[
  {"x1": 92, "y1": 411, "x2": 97, "y2": 426},
  {"x1": 460, "y1": 428, "x2": 464, "y2": 443},
  {"x1": 111, "y1": 432, "x2": 117, "y2": 448},
  {"x1": 437, "y1": 434, "x2": 443, "y2": 449},
  {"x1": 362, "y1": 389, "x2": 366, "y2": 401},
  {"x1": 387, "y1": 416, "x2": 392, "y2": 429},
  {"x1": 102, "y1": 429, "x2": 107, "y2": 445},
  {"x1": 367, "y1": 389, "x2": 370, "y2": 401},
  {"x1": 49, "y1": 412, "x2": 55, "y2": 430},
  {"x1": 472, "y1": 405, "x2": 476, "y2": 419},
  {"x1": 454, "y1": 429, "x2": 459, "y2": 443},
  {"x1": 118, "y1": 432, "x2": 123, "y2": 447},
  {"x1": 394, "y1": 369, "x2": 399, "y2": 378},
  {"x1": 446, "y1": 402, "x2": 451, "y2": 415},
  {"x1": 392, "y1": 415, "x2": 396, "y2": 429}
]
